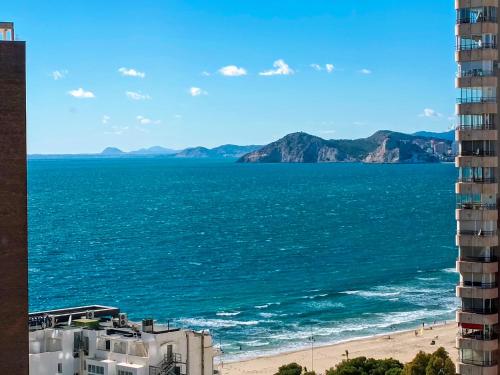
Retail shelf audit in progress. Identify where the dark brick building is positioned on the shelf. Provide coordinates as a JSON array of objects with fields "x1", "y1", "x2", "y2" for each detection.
[{"x1": 0, "y1": 22, "x2": 28, "y2": 374}]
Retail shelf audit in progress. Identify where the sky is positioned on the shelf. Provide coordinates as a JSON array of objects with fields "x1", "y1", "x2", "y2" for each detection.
[{"x1": 6, "y1": 0, "x2": 456, "y2": 154}]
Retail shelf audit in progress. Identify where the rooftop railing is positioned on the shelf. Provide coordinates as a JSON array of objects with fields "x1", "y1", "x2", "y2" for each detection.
[
  {"x1": 459, "y1": 307, "x2": 498, "y2": 314},
  {"x1": 457, "y1": 43, "x2": 497, "y2": 51},
  {"x1": 458, "y1": 69, "x2": 495, "y2": 78},
  {"x1": 457, "y1": 124, "x2": 496, "y2": 130},
  {"x1": 460, "y1": 281, "x2": 498, "y2": 289},
  {"x1": 458, "y1": 177, "x2": 496, "y2": 183},
  {"x1": 459, "y1": 150, "x2": 496, "y2": 156},
  {"x1": 458, "y1": 229, "x2": 497, "y2": 237},
  {"x1": 457, "y1": 16, "x2": 498, "y2": 24},
  {"x1": 457, "y1": 97, "x2": 497, "y2": 104},
  {"x1": 460, "y1": 331, "x2": 498, "y2": 341},
  {"x1": 456, "y1": 202, "x2": 497, "y2": 210},
  {"x1": 460, "y1": 358, "x2": 498, "y2": 367}
]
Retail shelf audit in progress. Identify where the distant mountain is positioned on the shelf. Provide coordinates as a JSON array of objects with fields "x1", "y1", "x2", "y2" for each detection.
[
  {"x1": 175, "y1": 144, "x2": 262, "y2": 159},
  {"x1": 101, "y1": 147, "x2": 125, "y2": 155},
  {"x1": 238, "y1": 131, "x2": 453, "y2": 164},
  {"x1": 129, "y1": 146, "x2": 178, "y2": 155},
  {"x1": 412, "y1": 130, "x2": 454, "y2": 142}
]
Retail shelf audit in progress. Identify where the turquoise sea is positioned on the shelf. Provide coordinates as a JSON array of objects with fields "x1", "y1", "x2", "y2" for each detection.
[{"x1": 28, "y1": 159, "x2": 458, "y2": 361}]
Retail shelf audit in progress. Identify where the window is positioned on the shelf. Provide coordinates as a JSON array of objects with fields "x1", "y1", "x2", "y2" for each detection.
[
  {"x1": 88, "y1": 364, "x2": 105, "y2": 375},
  {"x1": 57, "y1": 363, "x2": 62, "y2": 373},
  {"x1": 118, "y1": 370, "x2": 134, "y2": 375}
]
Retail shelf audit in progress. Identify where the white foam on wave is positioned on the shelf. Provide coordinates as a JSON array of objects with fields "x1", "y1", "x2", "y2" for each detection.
[
  {"x1": 342, "y1": 290, "x2": 400, "y2": 298},
  {"x1": 216, "y1": 311, "x2": 242, "y2": 317},
  {"x1": 259, "y1": 312, "x2": 277, "y2": 318},
  {"x1": 442, "y1": 268, "x2": 457, "y2": 273}
]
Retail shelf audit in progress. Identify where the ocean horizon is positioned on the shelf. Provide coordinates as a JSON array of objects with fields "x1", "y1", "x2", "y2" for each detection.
[{"x1": 28, "y1": 159, "x2": 458, "y2": 362}]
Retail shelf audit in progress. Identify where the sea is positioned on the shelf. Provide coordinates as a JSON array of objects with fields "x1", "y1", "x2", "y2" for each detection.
[{"x1": 28, "y1": 158, "x2": 458, "y2": 362}]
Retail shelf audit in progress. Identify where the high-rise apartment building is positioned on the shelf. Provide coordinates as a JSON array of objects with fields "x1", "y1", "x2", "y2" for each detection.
[
  {"x1": 0, "y1": 22, "x2": 28, "y2": 374},
  {"x1": 455, "y1": 2, "x2": 500, "y2": 374}
]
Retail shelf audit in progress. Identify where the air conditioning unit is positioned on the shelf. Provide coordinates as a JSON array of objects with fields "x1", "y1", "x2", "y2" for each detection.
[
  {"x1": 118, "y1": 313, "x2": 128, "y2": 328},
  {"x1": 85, "y1": 310, "x2": 95, "y2": 319}
]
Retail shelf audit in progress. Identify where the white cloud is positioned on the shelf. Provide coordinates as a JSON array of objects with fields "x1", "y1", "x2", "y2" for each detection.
[
  {"x1": 125, "y1": 91, "x2": 151, "y2": 100},
  {"x1": 52, "y1": 70, "x2": 68, "y2": 80},
  {"x1": 201, "y1": 71, "x2": 212, "y2": 77},
  {"x1": 326, "y1": 64, "x2": 334, "y2": 73},
  {"x1": 310, "y1": 64, "x2": 322, "y2": 71},
  {"x1": 102, "y1": 115, "x2": 111, "y2": 125},
  {"x1": 259, "y1": 59, "x2": 295, "y2": 76},
  {"x1": 118, "y1": 67, "x2": 146, "y2": 78},
  {"x1": 68, "y1": 88, "x2": 95, "y2": 99},
  {"x1": 189, "y1": 87, "x2": 207, "y2": 96},
  {"x1": 419, "y1": 108, "x2": 443, "y2": 118},
  {"x1": 174, "y1": 114, "x2": 182, "y2": 119},
  {"x1": 136, "y1": 115, "x2": 161, "y2": 125},
  {"x1": 218, "y1": 65, "x2": 247, "y2": 77},
  {"x1": 359, "y1": 68, "x2": 372, "y2": 75}
]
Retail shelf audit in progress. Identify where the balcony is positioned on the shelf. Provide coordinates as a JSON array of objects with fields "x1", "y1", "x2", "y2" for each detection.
[
  {"x1": 456, "y1": 129, "x2": 498, "y2": 141},
  {"x1": 458, "y1": 362, "x2": 498, "y2": 375},
  {"x1": 456, "y1": 73, "x2": 497, "y2": 89},
  {"x1": 456, "y1": 102, "x2": 498, "y2": 115},
  {"x1": 456, "y1": 23, "x2": 498, "y2": 39},
  {"x1": 457, "y1": 332, "x2": 499, "y2": 352},
  {"x1": 457, "y1": 231, "x2": 498, "y2": 247},
  {"x1": 457, "y1": 283, "x2": 498, "y2": 299},
  {"x1": 460, "y1": 359, "x2": 498, "y2": 367},
  {"x1": 456, "y1": 156, "x2": 498, "y2": 169},
  {"x1": 457, "y1": 259, "x2": 499, "y2": 274}
]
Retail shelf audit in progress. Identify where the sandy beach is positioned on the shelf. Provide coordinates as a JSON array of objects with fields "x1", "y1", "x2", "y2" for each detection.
[{"x1": 219, "y1": 323, "x2": 457, "y2": 375}]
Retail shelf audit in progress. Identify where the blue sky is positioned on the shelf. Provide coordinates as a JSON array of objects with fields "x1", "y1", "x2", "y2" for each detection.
[{"x1": 7, "y1": 0, "x2": 455, "y2": 154}]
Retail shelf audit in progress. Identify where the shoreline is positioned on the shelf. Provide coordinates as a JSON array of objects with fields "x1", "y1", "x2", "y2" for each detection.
[{"x1": 218, "y1": 322, "x2": 457, "y2": 375}]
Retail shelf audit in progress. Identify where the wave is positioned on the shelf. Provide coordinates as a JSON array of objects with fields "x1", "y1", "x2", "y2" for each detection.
[
  {"x1": 178, "y1": 318, "x2": 260, "y2": 328},
  {"x1": 216, "y1": 311, "x2": 242, "y2": 317},
  {"x1": 342, "y1": 290, "x2": 400, "y2": 298},
  {"x1": 442, "y1": 268, "x2": 457, "y2": 273}
]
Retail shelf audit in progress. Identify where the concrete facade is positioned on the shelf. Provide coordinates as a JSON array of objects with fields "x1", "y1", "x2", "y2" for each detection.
[
  {"x1": 0, "y1": 24, "x2": 28, "y2": 375},
  {"x1": 455, "y1": 2, "x2": 500, "y2": 374}
]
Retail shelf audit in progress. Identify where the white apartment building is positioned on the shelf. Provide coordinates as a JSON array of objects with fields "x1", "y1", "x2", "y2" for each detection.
[{"x1": 28, "y1": 305, "x2": 215, "y2": 375}]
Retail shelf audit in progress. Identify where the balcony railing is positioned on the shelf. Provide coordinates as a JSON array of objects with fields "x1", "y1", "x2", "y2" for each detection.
[
  {"x1": 457, "y1": 17, "x2": 498, "y2": 24},
  {"x1": 459, "y1": 150, "x2": 496, "y2": 157},
  {"x1": 457, "y1": 43, "x2": 497, "y2": 51},
  {"x1": 459, "y1": 256, "x2": 498, "y2": 263},
  {"x1": 458, "y1": 177, "x2": 496, "y2": 183},
  {"x1": 460, "y1": 281, "x2": 498, "y2": 288},
  {"x1": 458, "y1": 69, "x2": 495, "y2": 78},
  {"x1": 459, "y1": 307, "x2": 498, "y2": 314},
  {"x1": 456, "y1": 202, "x2": 497, "y2": 210},
  {"x1": 458, "y1": 230, "x2": 497, "y2": 237},
  {"x1": 457, "y1": 97, "x2": 497, "y2": 104},
  {"x1": 457, "y1": 124, "x2": 496, "y2": 130},
  {"x1": 460, "y1": 358, "x2": 498, "y2": 367},
  {"x1": 461, "y1": 331, "x2": 498, "y2": 341}
]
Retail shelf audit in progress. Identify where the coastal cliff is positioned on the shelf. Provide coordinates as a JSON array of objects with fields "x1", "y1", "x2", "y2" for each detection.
[{"x1": 238, "y1": 131, "x2": 452, "y2": 163}]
